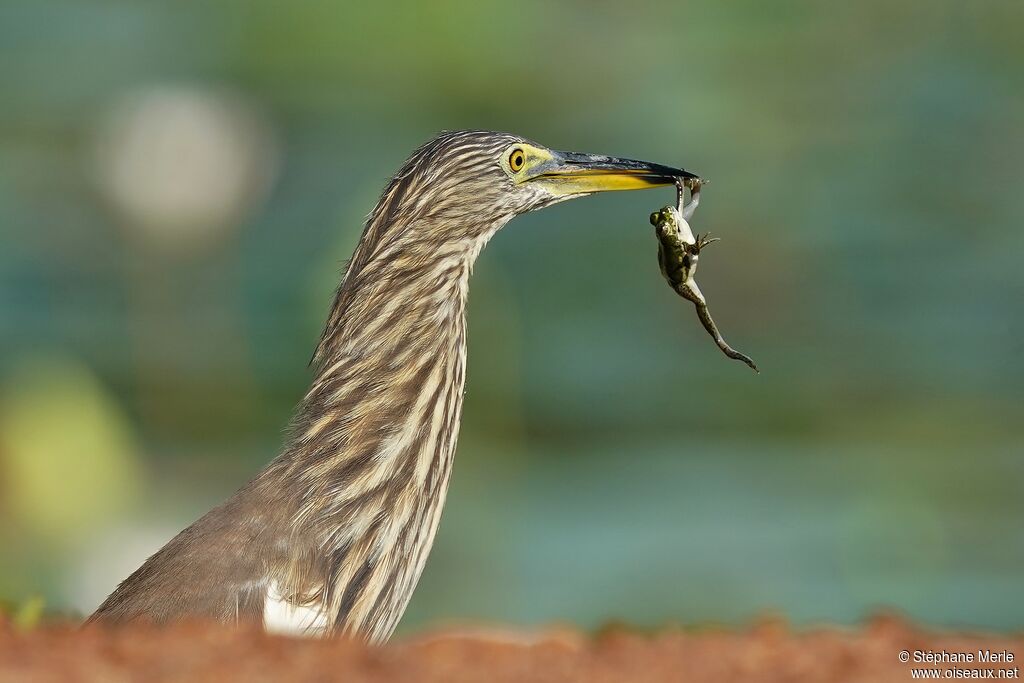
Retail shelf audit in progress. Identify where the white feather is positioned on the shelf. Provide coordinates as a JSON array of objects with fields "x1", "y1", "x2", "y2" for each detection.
[{"x1": 262, "y1": 580, "x2": 330, "y2": 636}]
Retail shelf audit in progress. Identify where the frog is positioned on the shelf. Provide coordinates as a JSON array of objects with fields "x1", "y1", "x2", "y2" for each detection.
[{"x1": 650, "y1": 177, "x2": 758, "y2": 372}]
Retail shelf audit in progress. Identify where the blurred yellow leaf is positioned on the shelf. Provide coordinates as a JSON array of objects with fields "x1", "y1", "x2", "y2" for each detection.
[{"x1": 0, "y1": 355, "x2": 143, "y2": 542}]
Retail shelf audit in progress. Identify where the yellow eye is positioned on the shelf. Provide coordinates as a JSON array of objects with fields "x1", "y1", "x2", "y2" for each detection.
[{"x1": 508, "y1": 148, "x2": 525, "y2": 172}]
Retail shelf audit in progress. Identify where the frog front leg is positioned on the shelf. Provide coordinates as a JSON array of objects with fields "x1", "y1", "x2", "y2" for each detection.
[{"x1": 681, "y1": 177, "x2": 701, "y2": 222}]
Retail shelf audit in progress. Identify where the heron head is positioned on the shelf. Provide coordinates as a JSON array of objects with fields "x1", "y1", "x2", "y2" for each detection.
[
  {"x1": 378, "y1": 131, "x2": 697, "y2": 240},
  {"x1": 498, "y1": 135, "x2": 698, "y2": 215}
]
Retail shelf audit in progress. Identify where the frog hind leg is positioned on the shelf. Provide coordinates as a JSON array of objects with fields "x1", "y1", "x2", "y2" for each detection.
[{"x1": 685, "y1": 280, "x2": 759, "y2": 373}]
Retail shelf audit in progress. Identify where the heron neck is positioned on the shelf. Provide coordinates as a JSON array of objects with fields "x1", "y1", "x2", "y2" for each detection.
[{"x1": 266, "y1": 245, "x2": 474, "y2": 641}]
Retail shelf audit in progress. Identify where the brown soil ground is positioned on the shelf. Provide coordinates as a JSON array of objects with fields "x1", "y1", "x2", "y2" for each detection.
[{"x1": 1, "y1": 615, "x2": 1020, "y2": 682}]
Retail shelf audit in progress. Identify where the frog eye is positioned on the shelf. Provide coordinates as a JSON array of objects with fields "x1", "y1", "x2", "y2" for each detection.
[{"x1": 508, "y1": 148, "x2": 526, "y2": 172}]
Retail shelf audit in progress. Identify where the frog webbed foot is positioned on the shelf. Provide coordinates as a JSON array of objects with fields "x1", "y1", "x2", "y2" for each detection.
[{"x1": 695, "y1": 233, "x2": 720, "y2": 252}]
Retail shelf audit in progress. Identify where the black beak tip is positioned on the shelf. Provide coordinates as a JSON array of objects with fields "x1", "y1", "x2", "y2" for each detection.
[{"x1": 644, "y1": 162, "x2": 700, "y2": 185}]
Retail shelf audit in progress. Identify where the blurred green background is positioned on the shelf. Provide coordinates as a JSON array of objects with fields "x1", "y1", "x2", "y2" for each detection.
[{"x1": 1, "y1": 1, "x2": 1022, "y2": 633}]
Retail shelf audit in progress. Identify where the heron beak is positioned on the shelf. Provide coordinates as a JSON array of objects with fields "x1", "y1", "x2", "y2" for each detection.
[{"x1": 524, "y1": 150, "x2": 699, "y2": 196}]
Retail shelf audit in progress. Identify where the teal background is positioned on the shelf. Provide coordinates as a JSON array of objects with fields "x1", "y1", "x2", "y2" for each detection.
[{"x1": 1, "y1": 1, "x2": 1022, "y2": 632}]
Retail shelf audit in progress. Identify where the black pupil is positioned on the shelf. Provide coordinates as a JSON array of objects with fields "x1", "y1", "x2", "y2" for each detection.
[{"x1": 513, "y1": 152, "x2": 522, "y2": 167}]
